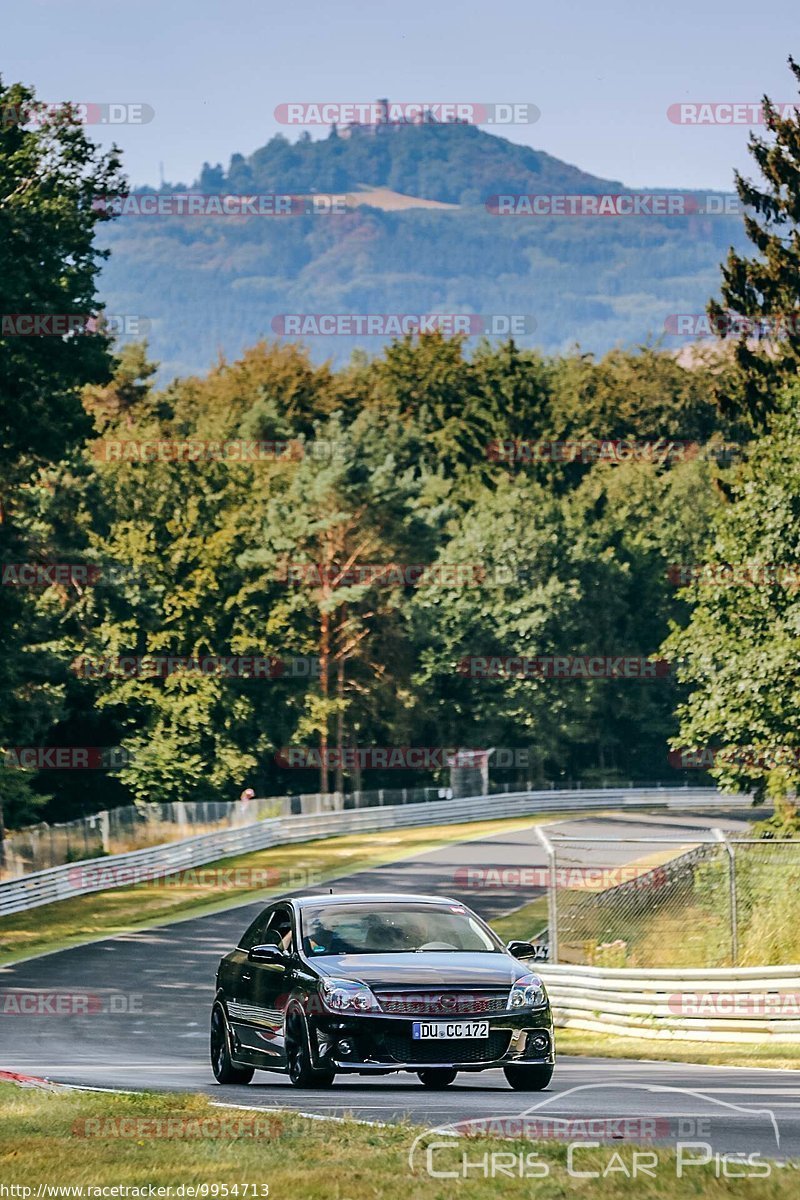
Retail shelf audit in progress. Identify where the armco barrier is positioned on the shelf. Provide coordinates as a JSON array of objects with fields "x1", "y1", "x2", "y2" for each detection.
[
  {"x1": 0, "y1": 787, "x2": 746, "y2": 917},
  {"x1": 540, "y1": 962, "x2": 800, "y2": 1043}
]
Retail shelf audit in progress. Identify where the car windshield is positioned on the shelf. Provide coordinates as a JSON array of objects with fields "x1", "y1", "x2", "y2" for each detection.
[{"x1": 300, "y1": 902, "x2": 501, "y2": 956}]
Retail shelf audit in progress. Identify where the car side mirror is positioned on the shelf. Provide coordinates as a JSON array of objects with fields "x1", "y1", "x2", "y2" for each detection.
[
  {"x1": 248, "y1": 944, "x2": 287, "y2": 965},
  {"x1": 506, "y1": 940, "x2": 540, "y2": 960}
]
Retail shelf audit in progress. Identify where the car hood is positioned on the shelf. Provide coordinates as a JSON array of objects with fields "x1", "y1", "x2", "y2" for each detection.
[{"x1": 309, "y1": 951, "x2": 529, "y2": 988}]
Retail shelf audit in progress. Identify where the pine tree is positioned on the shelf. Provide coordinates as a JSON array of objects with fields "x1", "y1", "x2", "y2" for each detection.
[{"x1": 709, "y1": 57, "x2": 800, "y2": 429}]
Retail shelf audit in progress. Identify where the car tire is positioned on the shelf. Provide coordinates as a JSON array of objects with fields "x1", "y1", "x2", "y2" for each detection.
[
  {"x1": 503, "y1": 1063, "x2": 554, "y2": 1091},
  {"x1": 210, "y1": 1004, "x2": 254, "y2": 1085},
  {"x1": 286, "y1": 1015, "x2": 335, "y2": 1088},
  {"x1": 417, "y1": 1069, "x2": 458, "y2": 1089}
]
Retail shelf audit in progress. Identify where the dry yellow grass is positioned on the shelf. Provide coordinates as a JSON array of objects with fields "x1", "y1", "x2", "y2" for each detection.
[
  {"x1": 0, "y1": 1083, "x2": 796, "y2": 1198},
  {"x1": 0, "y1": 810, "x2": 577, "y2": 964}
]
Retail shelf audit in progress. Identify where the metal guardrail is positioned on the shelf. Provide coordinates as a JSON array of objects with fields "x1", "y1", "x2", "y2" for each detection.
[
  {"x1": 0, "y1": 786, "x2": 747, "y2": 917},
  {"x1": 540, "y1": 962, "x2": 800, "y2": 1043},
  {"x1": 0, "y1": 787, "x2": 447, "y2": 878},
  {"x1": 0, "y1": 796, "x2": 280, "y2": 878}
]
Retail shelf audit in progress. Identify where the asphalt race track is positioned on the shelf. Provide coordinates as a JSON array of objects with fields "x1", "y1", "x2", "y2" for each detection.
[{"x1": 2, "y1": 808, "x2": 799, "y2": 1160}]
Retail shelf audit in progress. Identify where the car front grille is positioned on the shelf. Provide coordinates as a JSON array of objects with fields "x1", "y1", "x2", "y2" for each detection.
[
  {"x1": 374, "y1": 989, "x2": 509, "y2": 1016},
  {"x1": 381, "y1": 1029, "x2": 511, "y2": 1064}
]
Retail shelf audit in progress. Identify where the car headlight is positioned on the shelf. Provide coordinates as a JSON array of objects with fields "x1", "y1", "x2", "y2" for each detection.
[
  {"x1": 321, "y1": 977, "x2": 381, "y2": 1013},
  {"x1": 507, "y1": 973, "x2": 548, "y2": 1009}
]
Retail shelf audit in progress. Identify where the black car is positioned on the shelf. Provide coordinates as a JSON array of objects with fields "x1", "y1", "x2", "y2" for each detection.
[{"x1": 211, "y1": 892, "x2": 554, "y2": 1090}]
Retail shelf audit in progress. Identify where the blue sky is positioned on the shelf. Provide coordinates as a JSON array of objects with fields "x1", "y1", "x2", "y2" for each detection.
[{"x1": 5, "y1": 0, "x2": 800, "y2": 191}]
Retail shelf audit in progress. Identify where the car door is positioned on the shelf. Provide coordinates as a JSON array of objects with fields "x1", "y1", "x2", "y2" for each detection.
[
  {"x1": 223, "y1": 905, "x2": 276, "y2": 1059},
  {"x1": 233, "y1": 903, "x2": 295, "y2": 1065}
]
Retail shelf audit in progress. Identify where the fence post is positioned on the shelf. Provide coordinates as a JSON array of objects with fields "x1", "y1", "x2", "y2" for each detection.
[
  {"x1": 713, "y1": 827, "x2": 738, "y2": 966},
  {"x1": 535, "y1": 826, "x2": 558, "y2": 964}
]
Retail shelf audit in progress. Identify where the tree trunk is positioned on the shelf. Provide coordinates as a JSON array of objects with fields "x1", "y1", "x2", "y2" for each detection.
[
  {"x1": 319, "y1": 605, "x2": 330, "y2": 794},
  {"x1": 335, "y1": 628, "x2": 345, "y2": 796}
]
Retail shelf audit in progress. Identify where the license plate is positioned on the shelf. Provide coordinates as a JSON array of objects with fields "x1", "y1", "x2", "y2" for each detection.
[{"x1": 412, "y1": 1020, "x2": 489, "y2": 1040}]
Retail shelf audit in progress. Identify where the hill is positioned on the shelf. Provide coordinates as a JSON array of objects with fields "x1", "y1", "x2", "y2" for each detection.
[
  {"x1": 199, "y1": 121, "x2": 624, "y2": 203},
  {"x1": 97, "y1": 122, "x2": 746, "y2": 378}
]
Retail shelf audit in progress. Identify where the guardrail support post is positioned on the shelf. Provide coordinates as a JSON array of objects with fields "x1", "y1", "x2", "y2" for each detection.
[
  {"x1": 713, "y1": 827, "x2": 739, "y2": 965},
  {"x1": 535, "y1": 826, "x2": 558, "y2": 963}
]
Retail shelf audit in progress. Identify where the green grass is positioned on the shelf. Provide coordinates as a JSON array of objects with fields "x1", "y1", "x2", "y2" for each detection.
[
  {"x1": 489, "y1": 896, "x2": 549, "y2": 942},
  {"x1": 561, "y1": 850, "x2": 800, "y2": 969},
  {"x1": 491, "y1": 890, "x2": 800, "y2": 1070},
  {"x1": 556, "y1": 1027, "x2": 800, "y2": 1071},
  {"x1": 0, "y1": 1082, "x2": 796, "y2": 1197},
  {"x1": 0, "y1": 810, "x2": 585, "y2": 965}
]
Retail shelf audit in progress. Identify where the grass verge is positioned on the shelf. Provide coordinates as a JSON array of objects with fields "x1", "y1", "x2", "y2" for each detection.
[
  {"x1": 0, "y1": 1081, "x2": 796, "y2": 1196},
  {"x1": 488, "y1": 896, "x2": 549, "y2": 943},
  {"x1": 0, "y1": 810, "x2": 580, "y2": 965},
  {"x1": 555, "y1": 1027, "x2": 800, "y2": 1071}
]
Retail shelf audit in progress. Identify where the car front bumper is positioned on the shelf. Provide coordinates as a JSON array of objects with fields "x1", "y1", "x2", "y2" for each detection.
[{"x1": 309, "y1": 1008, "x2": 555, "y2": 1072}]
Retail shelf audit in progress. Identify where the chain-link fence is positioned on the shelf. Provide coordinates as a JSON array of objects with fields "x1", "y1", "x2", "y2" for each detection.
[
  {"x1": 0, "y1": 797, "x2": 281, "y2": 879},
  {"x1": 1, "y1": 777, "x2": 711, "y2": 882},
  {"x1": 0, "y1": 785, "x2": 450, "y2": 878},
  {"x1": 2, "y1": 777, "x2": 689, "y2": 880},
  {"x1": 535, "y1": 830, "x2": 800, "y2": 968}
]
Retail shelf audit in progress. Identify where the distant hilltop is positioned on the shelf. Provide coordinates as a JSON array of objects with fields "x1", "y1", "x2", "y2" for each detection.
[
  {"x1": 194, "y1": 118, "x2": 621, "y2": 206},
  {"x1": 100, "y1": 120, "x2": 746, "y2": 380},
  {"x1": 336, "y1": 98, "x2": 470, "y2": 137}
]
